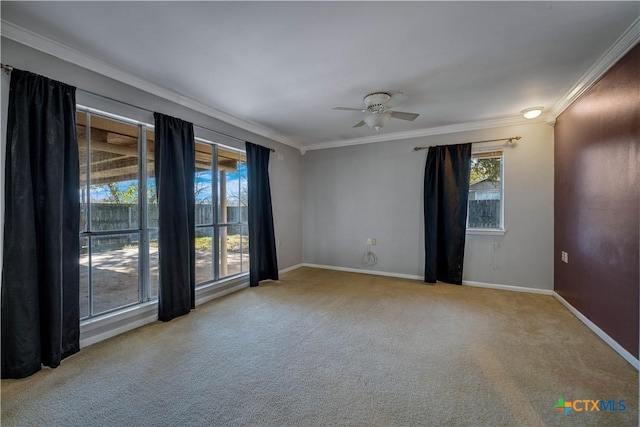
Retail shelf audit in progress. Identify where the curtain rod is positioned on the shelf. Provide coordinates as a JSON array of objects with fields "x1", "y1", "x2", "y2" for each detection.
[
  {"x1": 0, "y1": 63, "x2": 275, "y2": 152},
  {"x1": 413, "y1": 136, "x2": 521, "y2": 151}
]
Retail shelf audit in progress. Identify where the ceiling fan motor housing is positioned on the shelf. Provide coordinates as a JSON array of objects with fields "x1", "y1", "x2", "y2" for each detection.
[{"x1": 364, "y1": 92, "x2": 391, "y2": 112}]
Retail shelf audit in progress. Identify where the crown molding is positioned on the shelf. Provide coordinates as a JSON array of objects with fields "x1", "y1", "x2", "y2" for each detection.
[
  {"x1": 306, "y1": 115, "x2": 546, "y2": 151},
  {"x1": 549, "y1": 16, "x2": 640, "y2": 120},
  {"x1": 1, "y1": 20, "x2": 302, "y2": 151}
]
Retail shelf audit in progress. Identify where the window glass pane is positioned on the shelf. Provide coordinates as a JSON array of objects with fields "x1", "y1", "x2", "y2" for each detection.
[
  {"x1": 79, "y1": 237, "x2": 89, "y2": 318},
  {"x1": 91, "y1": 233, "x2": 140, "y2": 315},
  {"x1": 195, "y1": 227, "x2": 214, "y2": 285},
  {"x1": 89, "y1": 115, "x2": 140, "y2": 231},
  {"x1": 195, "y1": 142, "x2": 213, "y2": 225},
  {"x1": 220, "y1": 225, "x2": 243, "y2": 278},
  {"x1": 218, "y1": 149, "x2": 240, "y2": 224},
  {"x1": 469, "y1": 155, "x2": 502, "y2": 229}
]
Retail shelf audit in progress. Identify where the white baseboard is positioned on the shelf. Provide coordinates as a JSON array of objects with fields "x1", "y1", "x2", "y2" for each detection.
[
  {"x1": 279, "y1": 263, "x2": 304, "y2": 274},
  {"x1": 302, "y1": 264, "x2": 555, "y2": 296},
  {"x1": 302, "y1": 263, "x2": 423, "y2": 281},
  {"x1": 553, "y1": 292, "x2": 639, "y2": 370},
  {"x1": 462, "y1": 280, "x2": 553, "y2": 295}
]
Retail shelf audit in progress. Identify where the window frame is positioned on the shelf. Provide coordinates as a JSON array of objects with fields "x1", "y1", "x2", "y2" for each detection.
[{"x1": 466, "y1": 150, "x2": 506, "y2": 235}]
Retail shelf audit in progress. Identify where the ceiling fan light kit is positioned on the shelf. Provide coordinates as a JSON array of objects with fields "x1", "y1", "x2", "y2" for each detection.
[
  {"x1": 364, "y1": 112, "x2": 392, "y2": 132},
  {"x1": 334, "y1": 91, "x2": 419, "y2": 131},
  {"x1": 336, "y1": 93, "x2": 547, "y2": 133}
]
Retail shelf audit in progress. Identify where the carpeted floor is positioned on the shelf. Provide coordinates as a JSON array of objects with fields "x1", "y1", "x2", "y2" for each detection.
[{"x1": 1, "y1": 267, "x2": 637, "y2": 426}]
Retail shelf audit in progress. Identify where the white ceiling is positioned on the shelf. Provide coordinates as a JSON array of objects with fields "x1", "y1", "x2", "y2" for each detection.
[{"x1": 2, "y1": 2, "x2": 639, "y2": 148}]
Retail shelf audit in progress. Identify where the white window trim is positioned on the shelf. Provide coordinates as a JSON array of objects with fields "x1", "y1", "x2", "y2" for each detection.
[
  {"x1": 467, "y1": 150, "x2": 505, "y2": 232},
  {"x1": 466, "y1": 228, "x2": 507, "y2": 236}
]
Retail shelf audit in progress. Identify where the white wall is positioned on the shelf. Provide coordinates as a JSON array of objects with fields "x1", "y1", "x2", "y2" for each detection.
[
  {"x1": 303, "y1": 121, "x2": 554, "y2": 290},
  {"x1": 0, "y1": 37, "x2": 303, "y2": 271}
]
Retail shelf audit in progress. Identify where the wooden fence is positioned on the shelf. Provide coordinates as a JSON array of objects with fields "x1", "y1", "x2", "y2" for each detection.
[
  {"x1": 82, "y1": 204, "x2": 247, "y2": 252},
  {"x1": 87, "y1": 203, "x2": 247, "y2": 231}
]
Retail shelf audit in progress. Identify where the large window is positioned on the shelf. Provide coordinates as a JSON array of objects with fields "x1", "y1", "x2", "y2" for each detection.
[
  {"x1": 468, "y1": 151, "x2": 503, "y2": 230},
  {"x1": 78, "y1": 108, "x2": 248, "y2": 319}
]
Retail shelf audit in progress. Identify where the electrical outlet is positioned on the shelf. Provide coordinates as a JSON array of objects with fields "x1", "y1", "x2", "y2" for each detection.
[
  {"x1": 367, "y1": 238, "x2": 372, "y2": 245},
  {"x1": 371, "y1": 238, "x2": 376, "y2": 246},
  {"x1": 561, "y1": 251, "x2": 568, "y2": 263}
]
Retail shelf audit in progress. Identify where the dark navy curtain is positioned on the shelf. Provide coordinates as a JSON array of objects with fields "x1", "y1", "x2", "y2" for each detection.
[
  {"x1": 154, "y1": 113, "x2": 195, "y2": 321},
  {"x1": 2, "y1": 69, "x2": 80, "y2": 378},
  {"x1": 424, "y1": 143, "x2": 472, "y2": 285},
  {"x1": 246, "y1": 142, "x2": 278, "y2": 287}
]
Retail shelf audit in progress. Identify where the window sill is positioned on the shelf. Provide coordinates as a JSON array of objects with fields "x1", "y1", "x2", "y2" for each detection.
[{"x1": 466, "y1": 228, "x2": 507, "y2": 236}]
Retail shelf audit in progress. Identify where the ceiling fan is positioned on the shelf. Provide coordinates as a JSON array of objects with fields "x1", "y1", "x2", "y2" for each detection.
[{"x1": 333, "y1": 92, "x2": 419, "y2": 131}]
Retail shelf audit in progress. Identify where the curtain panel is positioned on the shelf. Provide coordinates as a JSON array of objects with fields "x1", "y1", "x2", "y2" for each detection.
[
  {"x1": 153, "y1": 113, "x2": 195, "y2": 321},
  {"x1": 245, "y1": 142, "x2": 278, "y2": 287},
  {"x1": 2, "y1": 69, "x2": 80, "y2": 378},
  {"x1": 423, "y1": 143, "x2": 472, "y2": 285}
]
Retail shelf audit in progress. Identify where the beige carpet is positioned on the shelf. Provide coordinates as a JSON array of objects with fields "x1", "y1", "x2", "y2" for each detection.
[{"x1": 2, "y1": 267, "x2": 637, "y2": 426}]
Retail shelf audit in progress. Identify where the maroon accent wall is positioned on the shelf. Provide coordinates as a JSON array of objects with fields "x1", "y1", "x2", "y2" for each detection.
[{"x1": 555, "y1": 43, "x2": 639, "y2": 358}]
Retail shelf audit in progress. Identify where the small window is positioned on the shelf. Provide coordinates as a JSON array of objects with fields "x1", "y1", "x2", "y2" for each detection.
[{"x1": 468, "y1": 151, "x2": 503, "y2": 230}]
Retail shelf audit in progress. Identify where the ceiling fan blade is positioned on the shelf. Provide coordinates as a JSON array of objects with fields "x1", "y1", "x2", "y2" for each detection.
[
  {"x1": 333, "y1": 107, "x2": 366, "y2": 112},
  {"x1": 353, "y1": 120, "x2": 366, "y2": 128},
  {"x1": 390, "y1": 111, "x2": 419, "y2": 121},
  {"x1": 384, "y1": 92, "x2": 409, "y2": 108}
]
